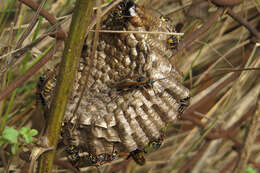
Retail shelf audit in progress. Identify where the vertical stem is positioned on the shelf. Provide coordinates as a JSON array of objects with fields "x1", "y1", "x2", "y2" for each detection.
[{"x1": 38, "y1": 1, "x2": 94, "y2": 172}]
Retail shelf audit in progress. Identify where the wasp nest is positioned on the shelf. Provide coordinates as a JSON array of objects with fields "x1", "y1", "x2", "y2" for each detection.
[{"x1": 38, "y1": 0, "x2": 190, "y2": 167}]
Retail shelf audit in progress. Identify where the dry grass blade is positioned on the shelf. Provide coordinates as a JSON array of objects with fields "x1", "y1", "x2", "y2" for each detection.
[
  {"x1": 233, "y1": 94, "x2": 260, "y2": 172},
  {"x1": 7, "y1": 0, "x2": 46, "y2": 67}
]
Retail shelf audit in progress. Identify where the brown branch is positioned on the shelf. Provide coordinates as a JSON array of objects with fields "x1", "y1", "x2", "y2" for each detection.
[
  {"x1": 227, "y1": 8, "x2": 260, "y2": 40},
  {"x1": 18, "y1": 0, "x2": 66, "y2": 40}
]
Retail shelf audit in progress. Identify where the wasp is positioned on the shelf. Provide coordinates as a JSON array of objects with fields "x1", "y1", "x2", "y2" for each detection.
[
  {"x1": 167, "y1": 35, "x2": 179, "y2": 49},
  {"x1": 113, "y1": 76, "x2": 165, "y2": 93},
  {"x1": 39, "y1": 70, "x2": 57, "y2": 98},
  {"x1": 150, "y1": 136, "x2": 164, "y2": 151},
  {"x1": 160, "y1": 15, "x2": 170, "y2": 22},
  {"x1": 109, "y1": 0, "x2": 135, "y2": 23},
  {"x1": 66, "y1": 145, "x2": 81, "y2": 166},
  {"x1": 60, "y1": 122, "x2": 72, "y2": 139},
  {"x1": 155, "y1": 13, "x2": 181, "y2": 50},
  {"x1": 96, "y1": 151, "x2": 118, "y2": 166},
  {"x1": 66, "y1": 146, "x2": 104, "y2": 167},
  {"x1": 167, "y1": 22, "x2": 183, "y2": 50},
  {"x1": 81, "y1": 146, "x2": 118, "y2": 166},
  {"x1": 66, "y1": 145, "x2": 79, "y2": 155},
  {"x1": 144, "y1": 133, "x2": 165, "y2": 153},
  {"x1": 178, "y1": 96, "x2": 190, "y2": 115},
  {"x1": 83, "y1": 153, "x2": 98, "y2": 166},
  {"x1": 41, "y1": 77, "x2": 56, "y2": 98},
  {"x1": 95, "y1": 145, "x2": 118, "y2": 166},
  {"x1": 127, "y1": 149, "x2": 146, "y2": 165},
  {"x1": 36, "y1": 70, "x2": 57, "y2": 107}
]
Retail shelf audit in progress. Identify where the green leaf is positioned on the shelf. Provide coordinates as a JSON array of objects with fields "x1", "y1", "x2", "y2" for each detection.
[
  {"x1": 246, "y1": 166, "x2": 255, "y2": 173},
  {"x1": 19, "y1": 127, "x2": 38, "y2": 143},
  {"x1": 28, "y1": 129, "x2": 38, "y2": 137},
  {"x1": 19, "y1": 128, "x2": 30, "y2": 143},
  {"x1": 11, "y1": 144, "x2": 18, "y2": 154},
  {"x1": 23, "y1": 135, "x2": 29, "y2": 143},
  {"x1": 2, "y1": 127, "x2": 19, "y2": 143},
  {"x1": 19, "y1": 127, "x2": 29, "y2": 135}
]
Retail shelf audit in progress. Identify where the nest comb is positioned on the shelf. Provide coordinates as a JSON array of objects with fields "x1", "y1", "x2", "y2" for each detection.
[{"x1": 38, "y1": 0, "x2": 190, "y2": 167}]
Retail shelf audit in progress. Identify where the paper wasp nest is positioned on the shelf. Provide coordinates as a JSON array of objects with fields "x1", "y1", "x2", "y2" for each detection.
[{"x1": 38, "y1": 0, "x2": 189, "y2": 166}]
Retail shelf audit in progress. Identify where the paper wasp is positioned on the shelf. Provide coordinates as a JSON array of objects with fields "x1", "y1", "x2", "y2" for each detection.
[
  {"x1": 60, "y1": 121, "x2": 73, "y2": 141},
  {"x1": 160, "y1": 15, "x2": 169, "y2": 22},
  {"x1": 167, "y1": 23, "x2": 183, "y2": 50},
  {"x1": 113, "y1": 76, "x2": 166, "y2": 93},
  {"x1": 66, "y1": 145, "x2": 81, "y2": 166},
  {"x1": 109, "y1": 0, "x2": 135, "y2": 23},
  {"x1": 95, "y1": 151, "x2": 118, "y2": 166},
  {"x1": 36, "y1": 69, "x2": 57, "y2": 107},
  {"x1": 144, "y1": 132, "x2": 165, "y2": 153},
  {"x1": 178, "y1": 96, "x2": 190, "y2": 115},
  {"x1": 157, "y1": 13, "x2": 181, "y2": 50},
  {"x1": 149, "y1": 135, "x2": 164, "y2": 151},
  {"x1": 38, "y1": 70, "x2": 57, "y2": 99},
  {"x1": 65, "y1": 146, "x2": 97, "y2": 167},
  {"x1": 127, "y1": 149, "x2": 146, "y2": 165},
  {"x1": 167, "y1": 35, "x2": 179, "y2": 49},
  {"x1": 82, "y1": 145, "x2": 118, "y2": 166}
]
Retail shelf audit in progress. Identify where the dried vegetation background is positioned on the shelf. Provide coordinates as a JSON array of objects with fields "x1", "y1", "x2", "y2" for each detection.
[{"x1": 0, "y1": 0, "x2": 260, "y2": 173}]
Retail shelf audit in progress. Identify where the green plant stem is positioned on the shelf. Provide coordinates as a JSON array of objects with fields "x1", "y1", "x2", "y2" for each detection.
[
  {"x1": 0, "y1": 89, "x2": 17, "y2": 131},
  {"x1": 38, "y1": 1, "x2": 94, "y2": 172}
]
